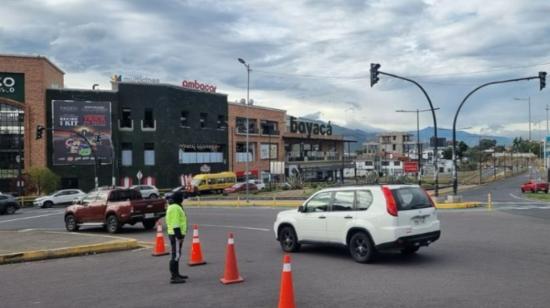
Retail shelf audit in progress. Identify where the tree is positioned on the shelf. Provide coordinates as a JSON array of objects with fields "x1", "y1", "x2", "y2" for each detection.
[
  {"x1": 27, "y1": 167, "x2": 60, "y2": 195},
  {"x1": 457, "y1": 141, "x2": 469, "y2": 159},
  {"x1": 479, "y1": 139, "x2": 497, "y2": 151},
  {"x1": 442, "y1": 147, "x2": 453, "y2": 160}
]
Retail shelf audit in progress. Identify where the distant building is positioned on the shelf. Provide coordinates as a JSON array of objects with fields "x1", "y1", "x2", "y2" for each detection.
[{"x1": 378, "y1": 132, "x2": 415, "y2": 155}]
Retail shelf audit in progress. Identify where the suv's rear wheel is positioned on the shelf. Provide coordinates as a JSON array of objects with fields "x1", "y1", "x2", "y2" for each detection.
[
  {"x1": 6, "y1": 205, "x2": 16, "y2": 215},
  {"x1": 279, "y1": 226, "x2": 301, "y2": 252},
  {"x1": 65, "y1": 214, "x2": 79, "y2": 232},
  {"x1": 106, "y1": 215, "x2": 121, "y2": 233},
  {"x1": 43, "y1": 201, "x2": 53, "y2": 208},
  {"x1": 349, "y1": 232, "x2": 375, "y2": 263}
]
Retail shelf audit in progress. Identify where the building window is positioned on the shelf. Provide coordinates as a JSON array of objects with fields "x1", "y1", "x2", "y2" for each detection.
[
  {"x1": 200, "y1": 113, "x2": 208, "y2": 128},
  {"x1": 236, "y1": 142, "x2": 255, "y2": 162},
  {"x1": 180, "y1": 111, "x2": 189, "y2": 127},
  {"x1": 120, "y1": 108, "x2": 132, "y2": 129},
  {"x1": 121, "y1": 143, "x2": 132, "y2": 166},
  {"x1": 144, "y1": 143, "x2": 155, "y2": 166},
  {"x1": 261, "y1": 120, "x2": 279, "y2": 135},
  {"x1": 392, "y1": 144, "x2": 396, "y2": 151},
  {"x1": 381, "y1": 161, "x2": 389, "y2": 166},
  {"x1": 393, "y1": 161, "x2": 401, "y2": 166},
  {"x1": 178, "y1": 144, "x2": 224, "y2": 164},
  {"x1": 235, "y1": 117, "x2": 257, "y2": 134},
  {"x1": 217, "y1": 115, "x2": 226, "y2": 129},
  {"x1": 144, "y1": 108, "x2": 155, "y2": 128},
  {"x1": 260, "y1": 143, "x2": 277, "y2": 159},
  {"x1": 392, "y1": 136, "x2": 396, "y2": 141}
]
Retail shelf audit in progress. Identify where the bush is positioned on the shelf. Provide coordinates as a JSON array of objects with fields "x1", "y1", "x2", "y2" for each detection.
[{"x1": 27, "y1": 167, "x2": 60, "y2": 195}]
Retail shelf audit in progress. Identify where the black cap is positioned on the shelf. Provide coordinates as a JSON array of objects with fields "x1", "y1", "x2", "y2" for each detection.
[{"x1": 171, "y1": 191, "x2": 184, "y2": 204}]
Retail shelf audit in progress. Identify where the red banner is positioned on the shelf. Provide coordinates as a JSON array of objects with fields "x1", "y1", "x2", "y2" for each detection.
[{"x1": 404, "y1": 161, "x2": 419, "y2": 173}]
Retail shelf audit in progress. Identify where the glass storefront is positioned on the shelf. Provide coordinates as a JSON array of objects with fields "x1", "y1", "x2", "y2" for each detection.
[{"x1": 0, "y1": 103, "x2": 24, "y2": 192}]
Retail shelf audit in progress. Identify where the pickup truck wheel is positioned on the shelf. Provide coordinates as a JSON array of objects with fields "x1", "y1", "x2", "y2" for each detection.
[
  {"x1": 545, "y1": 190, "x2": 549, "y2": 194},
  {"x1": 521, "y1": 188, "x2": 525, "y2": 193},
  {"x1": 142, "y1": 219, "x2": 156, "y2": 230},
  {"x1": 106, "y1": 215, "x2": 121, "y2": 233},
  {"x1": 65, "y1": 214, "x2": 79, "y2": 232},
  {"x1": 278, "y1": 226, "x2": 300, "y2": 252},
  {"x1": 43, "y1": 201, "x2": 53, "y2": 208},
  {"x1": 532, "y1": 189, "x2": 536, "y2": 193},
  {"x1": 349, "y1": 232, "x2": 375, "y2": 263}
]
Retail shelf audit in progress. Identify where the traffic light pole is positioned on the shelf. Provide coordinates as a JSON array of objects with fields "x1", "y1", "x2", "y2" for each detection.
[
  {"x1": 452, "y1": 75, "x2": 545, "y2": 195},
  {"x1": 378, "y1": 71, "x2": 440, "y2": 196}
]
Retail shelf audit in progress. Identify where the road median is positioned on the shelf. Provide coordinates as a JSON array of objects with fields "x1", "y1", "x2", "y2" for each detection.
[{"x1": 0, "y1": 230, "x2": 139, "y2": 265}]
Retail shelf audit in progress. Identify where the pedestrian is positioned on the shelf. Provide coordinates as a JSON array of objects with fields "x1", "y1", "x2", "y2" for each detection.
[{"x1": 166, "y1": 191, "x2": 188, "y2": 284}]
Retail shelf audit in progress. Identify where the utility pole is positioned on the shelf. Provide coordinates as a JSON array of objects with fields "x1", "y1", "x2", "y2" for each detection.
[{"x1": 396, "y1": 107, "x2": 440, "y2": 185}]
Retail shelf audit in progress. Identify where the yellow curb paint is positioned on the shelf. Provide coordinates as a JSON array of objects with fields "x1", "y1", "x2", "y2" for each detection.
[
  {"x1": 0, "y1": 239, "x2": 138, "y2": 265},
  {"x1": 435, "y1": 202, "x2": 481, "y2": 209}
]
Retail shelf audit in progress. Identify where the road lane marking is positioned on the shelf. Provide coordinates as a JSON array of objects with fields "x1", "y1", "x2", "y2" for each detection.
[
  {"x1": 0, "y1": 211, "x2": 64, "y2": 224},
  {"x1": 200, "y1": 224, "x2": 270, "y2": 232}
]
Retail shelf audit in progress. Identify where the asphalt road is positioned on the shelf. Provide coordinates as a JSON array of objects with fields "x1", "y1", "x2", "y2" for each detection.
[{"x1": 1, "y1": 176, "x2": 550, "y2": 307}]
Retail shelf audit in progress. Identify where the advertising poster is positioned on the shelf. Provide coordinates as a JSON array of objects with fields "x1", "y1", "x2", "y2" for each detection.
[{"x1": 52, "y1": 100, "x2": 112, "y2": 165}]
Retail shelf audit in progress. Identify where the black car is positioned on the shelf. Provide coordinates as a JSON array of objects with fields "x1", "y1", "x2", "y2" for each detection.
[{"x1": 0, "y1": 193, "x2": 20, "y2": 215}]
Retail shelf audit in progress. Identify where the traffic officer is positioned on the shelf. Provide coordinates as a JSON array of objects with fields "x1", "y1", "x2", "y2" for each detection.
[{"x1": 166, "y1": 191, "x2": 188, "y2": 284}]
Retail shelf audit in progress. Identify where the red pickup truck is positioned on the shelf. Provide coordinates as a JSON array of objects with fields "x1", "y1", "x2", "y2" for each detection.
[
  {"x1": 521, "y1": 180, "x2": 549, "y2": 193},
  {"x1": 64, "y1": 188, "x2": 167, "y2": 233}
]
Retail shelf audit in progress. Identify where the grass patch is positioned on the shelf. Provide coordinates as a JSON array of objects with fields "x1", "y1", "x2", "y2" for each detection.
[{"x1": 521, "y1": 192, "x2": 550, "y2": 202}]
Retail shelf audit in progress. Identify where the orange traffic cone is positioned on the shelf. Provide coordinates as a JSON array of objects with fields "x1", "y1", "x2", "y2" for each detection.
[
  {"x1": 220, "y1": 233, "x2": 244, "y2": 284},
  {"x1": 278, "y1": 255, "x2": 296, "y2": 308},
  {"x1": 152, "y1": 221, "x2": 169, "y2": 256},
  {"x1": 188, "y1": 224, "x2": 206, "y2": 266}
]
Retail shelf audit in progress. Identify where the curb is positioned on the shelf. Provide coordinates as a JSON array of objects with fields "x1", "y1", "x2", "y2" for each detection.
[
  {"x1": 0, "y1": 239, "x2": 139, "y2": 265},
  {"x1": 435, "y1": 202, "x2": 481, "y2": 209}
]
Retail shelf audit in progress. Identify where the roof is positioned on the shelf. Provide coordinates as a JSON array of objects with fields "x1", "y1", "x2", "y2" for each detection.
[
  {"x1": 0, "y1": 53, "x2": 65, "y2": 74},
  {"x1": 228, "y1": 102, "x2": 286, "y2": 113}
]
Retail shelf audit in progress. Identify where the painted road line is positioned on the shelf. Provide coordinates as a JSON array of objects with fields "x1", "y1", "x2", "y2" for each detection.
[
  {"x1": 0, "y1": 211, "x2": 63, "y2": 224},
  {"x1": 200, "y1": 224, "x2": 270, "y2": 232}
]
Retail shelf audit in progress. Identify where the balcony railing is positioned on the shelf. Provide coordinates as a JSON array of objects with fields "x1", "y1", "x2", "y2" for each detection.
[{"x1": 236, "y1": 127, "x2": 259, "y2": 134}]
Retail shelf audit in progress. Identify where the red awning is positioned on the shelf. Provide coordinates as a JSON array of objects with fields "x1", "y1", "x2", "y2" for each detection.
[{"x1": 235, "y1": 170, "x2": 259, "y2": 177}]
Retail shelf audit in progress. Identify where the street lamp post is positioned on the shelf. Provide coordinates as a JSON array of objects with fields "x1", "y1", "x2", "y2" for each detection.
[
  {"x1": 514, "y1": 97, "x2": 531, "y2": 141},
  {"x1": 396, "y1": 107, "x2": 440, "y2": 185},
  {"x1": 238, "y1": 58, "x2": 251, "y2": 201},
  {"x1": 17, "y1": 111, "x2": 24, "y2": 199}
]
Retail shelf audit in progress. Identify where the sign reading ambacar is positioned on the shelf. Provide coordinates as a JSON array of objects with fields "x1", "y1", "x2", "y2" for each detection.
[{"x1": 181, "y1": 80, "x2": 216, "y2": 93}]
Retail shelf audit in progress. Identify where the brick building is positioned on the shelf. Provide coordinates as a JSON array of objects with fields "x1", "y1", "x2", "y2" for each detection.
[
  {"x1": 0, "y1": 54, "x2": 64, "y2": 193},
  {"x1": 227, "y1": 102, "x2": 285, "y2": 182}
]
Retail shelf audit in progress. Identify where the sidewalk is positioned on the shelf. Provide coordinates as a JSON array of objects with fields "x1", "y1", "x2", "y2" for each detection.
[{"x1": 0, "y1": 230, "x2": 138, "y2": 265}]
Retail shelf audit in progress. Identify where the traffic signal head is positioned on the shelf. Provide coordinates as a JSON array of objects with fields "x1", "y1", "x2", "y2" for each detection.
[
  {"x1": 35, "y1": 125, "x2": 45, "y2": 140},
  {"x1": 540, "y1": 71, "x2": 547, "y2": 91},
  {"x1": 370, "y1": 63, "x2": 381, "y2": 87}
]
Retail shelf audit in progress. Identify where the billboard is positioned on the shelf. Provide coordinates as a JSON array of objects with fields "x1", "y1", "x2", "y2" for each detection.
[
  {"x1": 0, "y1": 72, "x2": 25, "y2": 102},
  {"x1": 52, "y1": 100, "x2": 112, "y2": 166},
  {"x1": 404, "y1": 161, "x2": 419, "y2": 173}
]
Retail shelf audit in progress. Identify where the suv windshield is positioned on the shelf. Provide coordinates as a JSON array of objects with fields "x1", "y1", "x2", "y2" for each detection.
[{"x1": 391, "y1": 187, "x2": 433, "y2": 211}]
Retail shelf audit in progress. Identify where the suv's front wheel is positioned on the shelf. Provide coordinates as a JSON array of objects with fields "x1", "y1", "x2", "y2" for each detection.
[
  {"x1": 349, "y1": 232, "x2": 375, "y2": 263},
  {"x1": 278, "y1": 226, "x2": 301, "y2": 252}
]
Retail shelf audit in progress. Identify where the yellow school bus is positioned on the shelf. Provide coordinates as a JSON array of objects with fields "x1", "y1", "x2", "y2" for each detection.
[{"x1": 190, "y1": 172, "x2": 237, "y2": 194}]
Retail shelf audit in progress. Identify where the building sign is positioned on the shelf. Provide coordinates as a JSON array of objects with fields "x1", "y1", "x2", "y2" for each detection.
[
  {"x1": 289, "y1": 116, "x2": 332, "y2": 138},
  {"x1": 404, "y1": 161, "x2": 419, "y2": 173},
  {"x1": 0, "y1": 72, "x2": 24, "y2": 102},
  {"x1": 51, "y1": 100, "x2": 113, "y2": 166},
  {"x1": 111, "y1": 74, "x2": 160, "y2": 84},
  {"x1": 181, "y1": 80, "x2": 217, "y2": 93}
]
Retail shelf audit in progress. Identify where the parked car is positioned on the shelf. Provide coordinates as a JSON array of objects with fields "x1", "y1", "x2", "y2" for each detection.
[
  {"x1": 64, "y1": 188, "x2": 167, "y2": 233},
  {"x1": 34, "y1": 189, "x2": 87, "y2": 208},
  {"x1": 164, "y1": 186, "x2": 185, "y2": 200},
  {"x1": 223, "y1": 183, "x2": 258, "y2": 195},
  {"x1": 521, "y1": 180, "x2": 549, "y2": 193},
  {"x1": 248, "y1": 179, "x2": 266, "y2": 190},
  {"x1": 273, "y1": 185, "x2": 441, "y2": 263},
  {"x1": 0, "y1": 193, "x2": 19, "y2": 215},
  {"x1": 130, "y1": 185, "x2": 160, "y2": 199}
]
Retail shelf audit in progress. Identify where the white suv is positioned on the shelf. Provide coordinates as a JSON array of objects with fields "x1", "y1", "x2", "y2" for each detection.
[
  {"x1": 130, "y1": 185, "x2": 160, "y2": 199},
  {"x1": 273, "y1": 185, "x2": 441, "y2": 263}
]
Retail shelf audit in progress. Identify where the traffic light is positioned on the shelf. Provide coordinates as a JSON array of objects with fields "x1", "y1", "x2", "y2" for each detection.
[
  {"x1": 540, "y1": 71, "x2": 547, "y2": 90},
  {"x1": 370, "y1": 63, "x2": 381, "y2": 87},
  {"x1": 35, "y1": 125, "x2": 45, "y2": 140}
]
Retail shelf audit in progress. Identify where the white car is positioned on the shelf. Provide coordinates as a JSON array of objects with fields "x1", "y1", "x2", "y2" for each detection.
[
  {"x1": 131, "y1": 185, "x2": 160, "y2": 199},
  {"x1": 34, "y1": 189, "x2": 86, "y2": 208},
  {"x1": 273, "y1": 185, "x2": 441, "y2": 263},
  {"x1": 248, "y1": 179, "x2": 266, "y2": 190}
]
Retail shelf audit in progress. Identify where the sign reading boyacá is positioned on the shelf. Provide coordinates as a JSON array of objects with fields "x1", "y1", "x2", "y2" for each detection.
[{"x1": 289, "y1": 116, "x2": 333, "y2": 137}]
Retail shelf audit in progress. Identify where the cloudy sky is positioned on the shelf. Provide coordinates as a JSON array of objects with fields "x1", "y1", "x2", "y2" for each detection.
[{"x1": 2, "y1": 0, "x2": 549, "y2": 138}]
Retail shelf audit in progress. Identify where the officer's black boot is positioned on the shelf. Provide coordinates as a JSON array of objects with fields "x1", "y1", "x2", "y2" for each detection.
[
  {"x1": 170, "y1": 260, "x2": 185, "y2": 284},
  {"x1": 175, "y1": 260, "x2": 188, "y2": 280}
]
